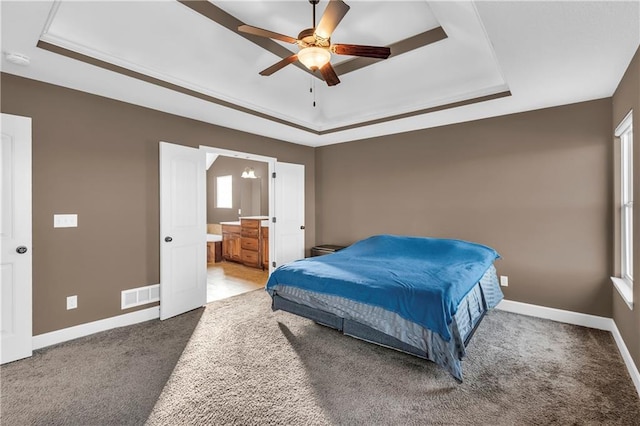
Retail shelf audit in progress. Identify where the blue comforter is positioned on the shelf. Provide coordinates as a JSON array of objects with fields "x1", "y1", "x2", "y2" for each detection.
[{"x1": 266, "y1": 235, "x2": 500, "y2": 341}]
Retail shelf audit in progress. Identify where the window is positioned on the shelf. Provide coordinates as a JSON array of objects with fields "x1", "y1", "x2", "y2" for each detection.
[
  {"x1": 216, "y1": 175, "x2": 232, "y2": 208},
  {"x1": 613, "y1": 110, "x2": 634, "y2": 309}
]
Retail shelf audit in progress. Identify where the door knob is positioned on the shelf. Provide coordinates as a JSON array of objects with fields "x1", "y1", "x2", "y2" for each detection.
[
  {"x1": 164, "y1": 236, "x2": 173, "y2": 242},
  {"x1": 16, "y1": 246, "x2": 28, "y2": 254},
  {"x1": 300, "y1": 226, "x2": 305, "y2": 230}
]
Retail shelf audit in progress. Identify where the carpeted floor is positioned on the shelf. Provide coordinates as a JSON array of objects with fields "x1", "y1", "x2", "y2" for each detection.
[{"x1": 2, "y1": 289, "x2": 639, "y2": 425}]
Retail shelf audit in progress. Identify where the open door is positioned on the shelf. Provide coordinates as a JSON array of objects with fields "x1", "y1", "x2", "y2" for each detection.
[
  {"x1": 1, "y1": 114, "x2": 32, "y2": 364},
  {"x1": 273, "y1": 162, "x2": 305, "y2": 267},
  {"x1": 159, "y1": 142, "x2": 206, "y2": 320}
]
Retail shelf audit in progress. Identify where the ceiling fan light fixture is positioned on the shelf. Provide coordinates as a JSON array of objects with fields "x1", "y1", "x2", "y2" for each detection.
[{"x1": 298, "y1": 46, "x2": 331, "y2": 71}]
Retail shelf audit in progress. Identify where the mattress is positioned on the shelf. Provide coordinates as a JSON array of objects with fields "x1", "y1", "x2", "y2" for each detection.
[{"x1": 266, "y1": 235, "x2": 501, "y2": 341}]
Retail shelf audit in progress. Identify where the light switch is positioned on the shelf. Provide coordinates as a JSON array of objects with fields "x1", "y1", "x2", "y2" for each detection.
[{"x1": 54, "y1": 214, "x2": 78, "y2": 228}]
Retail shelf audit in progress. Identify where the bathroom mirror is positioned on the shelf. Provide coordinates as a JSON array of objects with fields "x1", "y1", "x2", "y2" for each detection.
[{"x1": 240, "y1": 178, "x2": 262, "y2": 216}]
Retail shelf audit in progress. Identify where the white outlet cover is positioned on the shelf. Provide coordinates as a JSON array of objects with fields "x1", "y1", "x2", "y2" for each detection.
[
  {"x1": 54, "y1": 214, "x2": 78, "y2": 228},
  {"x1": 66, "y1": 295, "x2": 78, "y2": 310},
  {"x1": 500, "y1": 276, "x2": 509, "y2": 287}
]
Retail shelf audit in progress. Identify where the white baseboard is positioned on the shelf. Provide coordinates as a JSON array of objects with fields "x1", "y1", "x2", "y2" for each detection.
[
  {"x1": 496, "y1": 299, "x2": 640, "y2": 398},
  {"x1": 496, "y1": 299, "x2": 613, "y2": 330},
  {"x1": 32, "y1": 306, "x2": 160, "y2": 350},
  {"x1": 28, "y1": 298, "x2": 640, "y2": 399},
  {"x1": 610, "y1": 321, "x2": 640, "y2": 399}
]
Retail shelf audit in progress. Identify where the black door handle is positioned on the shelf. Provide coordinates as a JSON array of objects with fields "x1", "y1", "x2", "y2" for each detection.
[
  {"x1": 300, "y1": 226, "x2": 305, "y2": 230},
  {"x1": 165, "y1": 236, "x2": 173, "y2": 242},
  {"x1": 16, "y1": 246, "x2": 28, "y2": 254}
]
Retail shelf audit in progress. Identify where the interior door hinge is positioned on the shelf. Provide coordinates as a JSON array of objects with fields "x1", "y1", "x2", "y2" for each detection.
[
  {"x1": 272, "y1": 172, "x2": 276, "y2": 178},
  {"x1": 272, "y1": 217, "x2": 276, "y2": 223},
  {"x1": 272, "y1": 261, "x2": 276, "y2": 268}
]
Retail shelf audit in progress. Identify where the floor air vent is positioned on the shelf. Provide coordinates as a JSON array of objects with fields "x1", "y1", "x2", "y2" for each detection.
[{"x1": 121, "y1": 284, "x2": 160, "y2": 310}]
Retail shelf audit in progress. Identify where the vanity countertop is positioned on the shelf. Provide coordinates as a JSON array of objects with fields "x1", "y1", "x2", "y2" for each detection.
[{"x1": 220, "y1": 219, "x2": 269, "y2": 227}]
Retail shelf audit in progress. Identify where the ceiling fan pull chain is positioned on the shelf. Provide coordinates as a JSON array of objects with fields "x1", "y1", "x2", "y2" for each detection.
[{"x1": 309, "y1": 76, "x2": 317, "y2": 107}]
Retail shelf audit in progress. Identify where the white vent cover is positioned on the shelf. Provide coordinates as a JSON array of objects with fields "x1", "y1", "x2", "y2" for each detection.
[{"x1": 121, "y1": 284, "x2": 160, "y2": 310}]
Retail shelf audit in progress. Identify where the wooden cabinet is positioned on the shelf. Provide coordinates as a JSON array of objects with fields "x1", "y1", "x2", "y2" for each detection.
[
  {"x1": 207, "y1": 240, "x2": 222, "y2": 264},
  {"x1": 222, "y1": 219, "x2": 268, "y2": 269},
  {"x1": 241, "y1": 219, "x2": 261, "y2": 268},
  {"x1": 261, "y1": 226, "x2": 269, "y2": 269},
  {"x1": 222, "y1": 224, "x2": 242, "y2": 262}
]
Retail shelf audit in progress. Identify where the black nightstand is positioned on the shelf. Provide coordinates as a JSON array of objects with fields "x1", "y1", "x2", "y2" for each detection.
[{"x1": 311, "y1": 244, "x2": 347, "y2": 257}]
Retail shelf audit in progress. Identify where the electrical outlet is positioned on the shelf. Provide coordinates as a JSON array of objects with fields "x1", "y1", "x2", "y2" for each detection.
[
  {"x1": 66, "y1": 295, "x2": 78, "y2": 310},
  {"x1": 500, "y1": 276, "x2": 509, "y2": 287}
]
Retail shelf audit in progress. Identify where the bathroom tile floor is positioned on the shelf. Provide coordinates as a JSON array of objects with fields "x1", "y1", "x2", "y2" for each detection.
[{"x1": 207, "y1": 261, "x2": 269, "y2": 303}]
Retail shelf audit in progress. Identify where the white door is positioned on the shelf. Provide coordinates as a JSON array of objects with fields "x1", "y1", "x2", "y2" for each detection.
[
  {"x1": 159, "y1": 142, "x2": 206, "y2": 320},
  {"x1": 1, "y1": 114, "x2": 32, "y2": 364},
  {"x1": 274, "y1": 162, "x2": 305, "y2": 267}
]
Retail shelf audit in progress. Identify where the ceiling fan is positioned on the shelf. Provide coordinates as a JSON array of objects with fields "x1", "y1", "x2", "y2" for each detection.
[{"x1": 238, "y1": 0, "x2": 391, "y2": 86}]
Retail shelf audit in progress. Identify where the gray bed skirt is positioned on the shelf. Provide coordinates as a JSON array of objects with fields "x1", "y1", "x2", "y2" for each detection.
[{"x1": 269, "y1": 264, "x2": 502, "y2": 382}]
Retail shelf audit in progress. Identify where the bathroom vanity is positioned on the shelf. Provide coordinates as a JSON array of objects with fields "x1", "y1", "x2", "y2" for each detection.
[{"x1": 221, "y1": 216, "x2": 269, "y2": 269}]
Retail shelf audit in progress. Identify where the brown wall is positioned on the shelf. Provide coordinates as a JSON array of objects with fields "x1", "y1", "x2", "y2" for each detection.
[
  {"x1": 206, "y1": 157, "x2": 268, "y2": 224},
  {"x1": 0, "y1": 73, "x2": 315, "y2": 335},
  {"x1": 316, "y1": 99, "x2": 613, "y2": 317},
  {"x1": 612, "y1": 47, "x2": 640, "y2": 370},
  {"x1": 0, "y1": 60, "x2": 631, "y2": 359}
]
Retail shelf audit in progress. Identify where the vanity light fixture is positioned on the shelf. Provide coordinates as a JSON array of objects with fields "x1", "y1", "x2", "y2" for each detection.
[{"x1": 241, "y1": 167, "x2": 258, "y2": 179}]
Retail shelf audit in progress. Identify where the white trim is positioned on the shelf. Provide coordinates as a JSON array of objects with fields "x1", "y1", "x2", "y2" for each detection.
[
  {"x1": 32, "y1": 306, "x2": 160, "y2": 350},
  {"x1": 611, "y1": 277, "x2": 634, "y2": 310},
  {"x1": 198, "y1": 145, "x2": 277, "y2": 164},
  {"x1": 615, "y1": 109, "x2": 633, "y2": 137},
  {"x1": 496, "y1": 299, "x2": 612, "y2": 330},
  {"x1": 27, "y1": 296, "x2": 640, "y2": 398},
  {"x1": 496, "y1": 299, "x2": 640, "y2": 398},
  {"x1": 610, "y1": 321, "x2": 640, "y2": 399}
]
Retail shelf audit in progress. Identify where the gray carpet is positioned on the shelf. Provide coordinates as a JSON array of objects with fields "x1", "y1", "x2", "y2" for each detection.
[{"x1": 2, "y1": 290, "x2": 639, "y2": 425}]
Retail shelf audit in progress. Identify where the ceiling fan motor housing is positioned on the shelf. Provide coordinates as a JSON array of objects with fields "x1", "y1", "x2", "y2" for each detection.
[{"x1": 297, "y1": 28, "x2": 330, "y2": 48}]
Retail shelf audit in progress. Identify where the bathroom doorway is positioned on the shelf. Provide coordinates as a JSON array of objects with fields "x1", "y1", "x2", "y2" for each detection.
[{"x1": 205, "y1": 155, "x2": 271, "y2": 302}]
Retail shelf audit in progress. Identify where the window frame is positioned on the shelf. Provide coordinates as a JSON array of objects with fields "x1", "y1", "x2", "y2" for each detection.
[
  {"x1": 612, "y1": 110, "x2": 634, "y2": 309},
  {"x1": 215, "y1": 175, "x2": 233, "y2": 209}
]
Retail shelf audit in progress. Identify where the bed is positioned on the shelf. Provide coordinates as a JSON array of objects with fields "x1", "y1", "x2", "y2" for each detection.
[{"x1": 265, "y1": 234, "x2": 503, "y2": 382}]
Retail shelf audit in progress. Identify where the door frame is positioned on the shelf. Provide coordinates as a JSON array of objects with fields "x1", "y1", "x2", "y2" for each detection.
[{"x1": 199, "y1": 145, "x2": 277, "y2": 274}]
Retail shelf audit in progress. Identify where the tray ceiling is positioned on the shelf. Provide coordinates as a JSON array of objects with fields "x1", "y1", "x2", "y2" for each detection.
[{"x1": 1, "y1": 1, "x2": 639, "y2": 147}]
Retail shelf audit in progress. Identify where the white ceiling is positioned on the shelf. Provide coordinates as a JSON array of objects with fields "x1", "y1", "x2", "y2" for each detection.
[{"x1": 1, "y1": 1, "x2": 639, "y2": 147}]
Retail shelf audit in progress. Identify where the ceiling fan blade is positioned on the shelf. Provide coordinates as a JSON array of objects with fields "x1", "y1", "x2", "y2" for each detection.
[
  {"x1": 315, "y1": 0, "x2": 350, "y2": 40},
  {"x1": 319, "y1": 62, "x2": 340, "y2": 86},
  {"x1": 259, "y1": 55, "x2": 299, "y2": 76},
  {"x1": 238, "y1": 25, "x2": 298, "y2": 44},
  {"x1": 331, "y1": 44, "x2": 391, "y2": 59}
]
